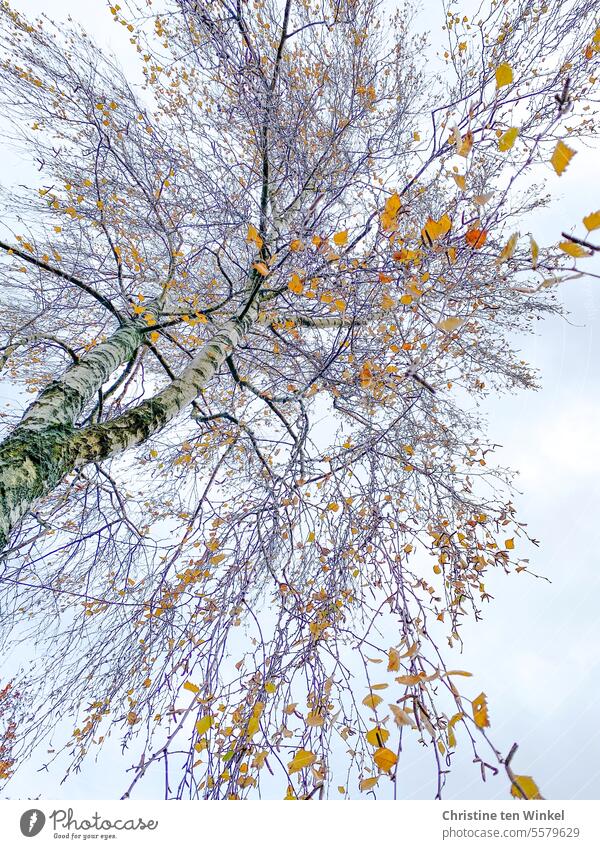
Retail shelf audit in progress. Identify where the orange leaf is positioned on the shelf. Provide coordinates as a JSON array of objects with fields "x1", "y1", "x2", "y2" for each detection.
[
  {"x1": 359, "y1": 360, "x2": 373, "y2": 388},
  {"x1": 465, "y1": 228, "x2": 487, "y2": 249}
]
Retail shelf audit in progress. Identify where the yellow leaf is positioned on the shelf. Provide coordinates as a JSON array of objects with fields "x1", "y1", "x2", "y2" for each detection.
[
  {"x1": 496, "y1": 232, "x2": 519, "y2": 265},
  {"x1": 264, "y1": 681, "x2": 276, "y2": 694},
  {"x1": 333, "y1": 229, "x2": 348, "y2": 246},
  {"x1": 445, "y1": 670, "x2": 472, "y2": 677},
  {"x1": 505, "y1": 538, "x2": 515, "y2": 549},
  {"x1": 210, "y1": 553, "x2": 226, "y2": 564},
  {"x1": 183, "y1": 681, "x2": 200, "y2": 694},
  {"x1": 387, "y1": 647, "x2": 400, "y2": 672},
  {"x1": 290, "y1": 238, "x2": 304, "y2": 251},
  {"x1": 362, "y1": 693, "x2": 383, "y2": 710},
  {"x1": 550, "y1": 141, "x2": 576, "y2": 176},
  {"x1": 457, "y1": 130, "x2": 473, "y2": 157},
  {"x1": 559, "y1": 240, "x2": 592, "y2": 258},
  {"x1": 530, "y1": 235, "x2": 539, "y2": 269},
  {"x1": 453, "y1": 174, "x2": 466, "y2": 190},
  {"x1": 247, "y1": 716, "x2": 260, "y2": 736},
  {"x1": 438, "y1": 214, "x2": 452, "y2": 235},
  {"x1": 448, "y1": 711, "x2": 463, "y2": 748},
  {"x1": 498, "y1": 127, "x2": 519, "y2": 152},
  {"x1": 392, "y1": 248, "x2": 420, "y2": 263},
  {"x1": 288, "y1": 273, "x2": 304, "y2": 294},
  {"x1": 583, "y1": 210, "x2": 600, "y2": 231},
  {"x1": 373, "y1": 747, "x2": 398, "y2": 772},
  {"x1": 149, "y1": 331, "x2": 160, "y2": 343},
  {"x1": 366, "y1": 726, "x2": 390, "y2": 747},
  {"x1": 359, "y1": 776, "x2": 379, "y2": 791},
  {"x1": 246, "y1": 224, "x2": 263, "y2": 250},
  {"x1": 371, "y1": 683, "x2": 389, "y2": 691},
  {"x1": 288, "y1": 749, "x2": 316, "y2": 773},
  {"x1": 389, "y1": 704, "x2": 414, "y2": 728},
  {"x1": 510, "y1": 775, "x2": 543, "y2": 800},
  {"x1": 380, "y1": 211, "x2": 397, "y2": 231},
  {"x1": 384, "y1": 192, "x2": 401, "y2": 217},
  {"x1": 306, "y1": 711, "x2": 325, "y2": 727},
  {"x1": 195, "y1": 715, "x2": 213, "y2": 735},
  {"x1": 381, "y1": 293, "x2": 395, "y2": 310},
  {"x1": 395, "y1": 674, "x2": 423, "y2": 685},
  {"x1": 495, "y1": 63, "x2": 513, "y2": 88},
  {"x1": 436, "y1": 317, "x2": 465, "y2": 333},
  {"x1": 472, "y1": 692, "x2": 490, "y2": 728},
  {"x1": 253, "y1": 261, "x2": 269, "y2": 276}
]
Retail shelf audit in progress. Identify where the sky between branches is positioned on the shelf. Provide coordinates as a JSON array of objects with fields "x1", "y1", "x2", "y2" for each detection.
[{"x1": 0, "y1": 0, "x2": 599, "y2": 800}]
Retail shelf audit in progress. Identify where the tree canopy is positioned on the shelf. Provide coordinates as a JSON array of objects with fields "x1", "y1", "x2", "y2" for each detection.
[{"x1": 0, "y1": 0, "x2": 598, "y2": 799}]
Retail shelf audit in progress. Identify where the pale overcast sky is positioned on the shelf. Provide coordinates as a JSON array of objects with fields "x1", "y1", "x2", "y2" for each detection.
[{"x1": 1, "y1": 0, "x2": 599, "y2": 801}]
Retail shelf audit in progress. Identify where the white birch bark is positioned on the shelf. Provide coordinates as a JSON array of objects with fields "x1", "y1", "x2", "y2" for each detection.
[
  {"x1": 17, "y1": 321, "x2": 145, "y2": 431},
  {"x1": 72, "y1": 300, "x2": 260, "y2": 464},
  {"x1": 0, "y1": 302, "x2": 258, "y2": 551}
]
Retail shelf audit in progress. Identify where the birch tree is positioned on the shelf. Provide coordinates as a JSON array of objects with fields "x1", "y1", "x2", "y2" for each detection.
[{"x1": 0, "y1": 0, "x2": 598, "y2": 799}]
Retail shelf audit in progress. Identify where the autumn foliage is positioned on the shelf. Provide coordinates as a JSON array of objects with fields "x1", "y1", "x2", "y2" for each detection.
[{"x1": 0, "y1": 0, "x2": 598, "y2": 800}]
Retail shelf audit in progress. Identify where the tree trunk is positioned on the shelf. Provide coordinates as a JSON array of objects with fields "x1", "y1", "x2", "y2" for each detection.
[{"x1": 0, "y1": 304, "x2": 259, "y2": 552}]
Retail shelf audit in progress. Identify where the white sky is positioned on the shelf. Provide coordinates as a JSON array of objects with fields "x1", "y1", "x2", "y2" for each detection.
[{"x1": 1, "y1": 0, "x2": 599, "y2": 801}]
